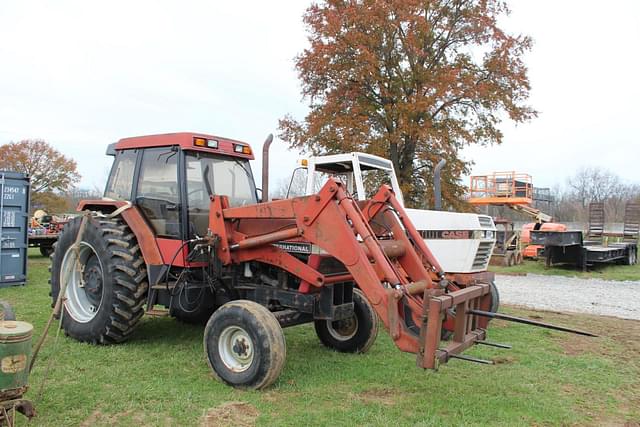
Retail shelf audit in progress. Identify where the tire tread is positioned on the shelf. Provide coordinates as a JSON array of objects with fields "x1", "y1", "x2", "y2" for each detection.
[{"x1": 50, "y1": 215, "x2": 148, "y2": 344}]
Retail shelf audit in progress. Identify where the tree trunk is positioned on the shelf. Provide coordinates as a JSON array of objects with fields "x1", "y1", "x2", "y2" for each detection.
[{"x1": 390, "y1": 142, "x2": 399, "y2": 175}]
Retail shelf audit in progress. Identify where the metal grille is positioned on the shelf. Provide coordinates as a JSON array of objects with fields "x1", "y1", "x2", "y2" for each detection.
[
  {"x1": 478, "y1": 216, "x2": 494, "y2": 228},
  {"x1": 473, "y1": 241, "x2": 493, "y2": 269}
]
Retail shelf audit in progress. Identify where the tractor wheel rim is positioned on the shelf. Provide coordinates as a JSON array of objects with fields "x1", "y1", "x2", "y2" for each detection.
[
  {"x1": 218, "y1": 326, "x2": 254, "y2": 373},
  {"x1": 61, "y1": 242, "x2": 104, "y2": 323},
  {"x1": 327, "y1": 316, "x2": 358, "y2": 341}
]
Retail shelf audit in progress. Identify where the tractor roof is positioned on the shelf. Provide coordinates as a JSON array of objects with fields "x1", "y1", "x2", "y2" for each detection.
[
  {"x1": 310, "y1": 152, "x2": 394, "y2": 174},
  {"x1": 113, "y1": 132, "x2": 254, "y2": 160}
]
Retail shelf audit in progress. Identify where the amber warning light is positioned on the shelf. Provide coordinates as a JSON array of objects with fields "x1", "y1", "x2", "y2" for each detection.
[
  {"x1": 234, "y1": 144, "x2": 252, "y2": 155},
  {"x1": 194, "y1": 137, "x2": 218, "y2": 148}
]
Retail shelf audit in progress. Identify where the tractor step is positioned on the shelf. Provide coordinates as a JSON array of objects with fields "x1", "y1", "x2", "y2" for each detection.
[
  {"x1": 150, "y1": 282, "x2": 177, "y2": 290},
  {"x1": 146, "y1": 308, "x2": 170, "y2": 317}
]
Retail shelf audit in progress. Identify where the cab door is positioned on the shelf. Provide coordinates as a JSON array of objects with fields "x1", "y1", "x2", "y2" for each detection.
[{"x1": 134, "y1": 147, "x2": 182, "y2": 239}]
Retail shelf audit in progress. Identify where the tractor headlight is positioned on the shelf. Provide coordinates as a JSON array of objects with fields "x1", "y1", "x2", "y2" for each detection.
[
  {"x1": 194, "y1": 137, "x2": 218, "y2": 149},
  {"x1": 234, "y1": 144, "x2": 252, "y2": 155}
]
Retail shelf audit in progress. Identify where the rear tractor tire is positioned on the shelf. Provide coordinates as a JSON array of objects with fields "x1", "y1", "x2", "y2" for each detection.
[
  {"x1": 204, "y1": 300, "x2": 286, "y2": 390},
  {"x1": 488, "y1": 280, "x2": 500, "y2": 313},
  {"x1": 314, "y1": 288, "x2": 378, "y2": 353},
  {"x1": 50, "y1": 215, "x2": 148, "y2": 344}
]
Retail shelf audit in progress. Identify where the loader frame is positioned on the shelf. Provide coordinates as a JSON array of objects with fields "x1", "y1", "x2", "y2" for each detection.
[{"x1": 205, "y1": 178, "x2": 492, "y2": 368}]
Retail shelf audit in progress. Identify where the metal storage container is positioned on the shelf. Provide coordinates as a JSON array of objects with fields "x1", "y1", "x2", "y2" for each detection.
[{"x1": 0, "y1": 172, "x2": 30, "y2": 287}]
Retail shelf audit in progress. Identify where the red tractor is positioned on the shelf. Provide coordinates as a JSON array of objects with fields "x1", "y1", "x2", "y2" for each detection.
[{"x1": 49, "y1": 132, "x2": 586, "y2": 389}]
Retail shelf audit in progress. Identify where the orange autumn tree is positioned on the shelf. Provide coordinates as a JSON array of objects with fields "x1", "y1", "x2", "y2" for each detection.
[
  {"x1": 279, "y1": 0, "x2": 537, "y2": 209},
  {"x1": 0, "y1": 139, "x2": 80, "y2": 212}
]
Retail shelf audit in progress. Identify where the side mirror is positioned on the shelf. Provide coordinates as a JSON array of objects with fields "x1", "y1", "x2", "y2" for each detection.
[{"x1": 105, "y1": 143, "x2": 117, "y2": 156}]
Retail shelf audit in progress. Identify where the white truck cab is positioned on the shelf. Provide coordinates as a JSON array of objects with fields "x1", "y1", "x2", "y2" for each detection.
[{"x1": 302, "y1": 152, "x2": 496, "y2": 273}]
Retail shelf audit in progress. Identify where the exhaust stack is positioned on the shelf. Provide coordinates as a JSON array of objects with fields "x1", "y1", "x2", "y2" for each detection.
[
  {"x1": 433, "y1": 159, "x2": 446, "y2": 210},
  {"x1": 261, "y1": 134, "x2": 274, "y2": 202}
]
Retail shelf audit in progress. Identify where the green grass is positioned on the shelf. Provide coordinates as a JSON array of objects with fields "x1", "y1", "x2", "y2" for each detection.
[
  {"x1": 490, "y1": 259, "x2": 640, "y2": 281},
  {"x1": 1, "y1": 250, "x2": 639, "y2": 426}
]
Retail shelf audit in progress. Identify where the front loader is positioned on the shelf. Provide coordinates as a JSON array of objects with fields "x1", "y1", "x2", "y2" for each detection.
[{"x1": 49, "y1": 132, "x2": 594, "y2": 389}]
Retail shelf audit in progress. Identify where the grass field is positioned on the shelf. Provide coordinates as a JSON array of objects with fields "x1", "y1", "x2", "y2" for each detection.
[
  {"x1": 1, "y1": 251, "x2": 639, "y2": 426},
  {"x1": 490, "y1": 259, "x2": 640, "y2": 282}
]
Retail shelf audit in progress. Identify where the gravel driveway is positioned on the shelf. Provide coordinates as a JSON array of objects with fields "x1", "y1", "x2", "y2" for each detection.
[{"x1": 494, "y1": 274, "x2": 640, "y2": 320}]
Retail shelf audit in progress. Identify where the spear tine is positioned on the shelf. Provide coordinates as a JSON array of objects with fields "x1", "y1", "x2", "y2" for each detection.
[{"x1": 468, "y1": 309, "x2": 598, "y2": 337}]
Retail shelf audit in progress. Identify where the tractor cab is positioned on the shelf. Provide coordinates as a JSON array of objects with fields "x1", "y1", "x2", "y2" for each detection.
[
  {"x1": 300, "y1": 152, "x2": 404, "y2": 204},
  {"x1": 295, "y1": 152, "x2": 497, "y2": 274},
  {"x1": 103, "y1": 133, "x2": 258, "y2": 241}
]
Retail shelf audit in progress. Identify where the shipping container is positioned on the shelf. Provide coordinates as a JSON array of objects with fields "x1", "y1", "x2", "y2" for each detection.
[{"x1": 0, "y1": 171, "x2": 30, "y2": 287}]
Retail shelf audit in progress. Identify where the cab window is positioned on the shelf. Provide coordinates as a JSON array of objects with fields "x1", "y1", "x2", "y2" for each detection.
[
  {"x1": 105, "y1": 150, "x2": 137, "y2": 200},
  {"x1": 186, "y1": 152, "x2": 257, "y2": 237},
  {"x1": 135, "y1": 147, "x2": 180, "y2": 238}
]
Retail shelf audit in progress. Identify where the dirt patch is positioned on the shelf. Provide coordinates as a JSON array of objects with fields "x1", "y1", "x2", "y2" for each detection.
[
  {"x1": 541, "y1": 310, "x2": 640, "y2": 361},
  {"x1": 592, "y1": 417, "x2": 640, "y2": 427},
  {"x1": 201, "y1": 402, "x2": 259, "y2": 427},
  {"x1": 81, "y1": 410, "x2": 104, "y2": 427},
  {"x1": 491, "y1": 355, "x2": 516, "y2": 364},
  {"x1": 489, "y1": 319, "x2": 510, "y2": 329},
  {"x1": 554, "y1": 334, "x2": 604, "y2": 356},
  {"x1": 508, "y1": 307, "x2": 640, "y2": 425},
  {"x1": 351, "y1": 388, "x2": 397, "y2": 407}
]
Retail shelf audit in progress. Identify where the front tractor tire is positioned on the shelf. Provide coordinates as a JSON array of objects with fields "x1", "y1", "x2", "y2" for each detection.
[
  {"x1": 204, "y1": 300, "x2": 286, "y2": 390},
  {"x1": 314, "y1": 288, "x2": 378, "y2": 353},
  {"x1": 50, "y1": 216, "x2": 148, "y2": 344}
]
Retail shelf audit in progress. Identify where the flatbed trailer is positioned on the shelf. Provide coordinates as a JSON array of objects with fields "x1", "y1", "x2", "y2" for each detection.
[
  {"x1": 27, "y1": 234, "x2": 58, "y2": 256},
  {"x1": 530, "y1": 230, "x2": 638, "y2": 271}
]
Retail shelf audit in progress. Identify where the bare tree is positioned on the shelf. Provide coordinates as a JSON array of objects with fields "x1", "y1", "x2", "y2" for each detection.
[
  {"x1": 272, "y1": 167, "x2": 332, "y2": 200},
  {"x1": 272, "y1": 168, "x2": 310, "y2": 199},
  {"x1": 556, "y1": 167, "x2": 640, "y2": 222},
  {"x1": 567, "y1": 167, "x2": 622, "y2": 207},
  {"x1": 66, "y1": 186, "x2": 103, "y2": 208}
]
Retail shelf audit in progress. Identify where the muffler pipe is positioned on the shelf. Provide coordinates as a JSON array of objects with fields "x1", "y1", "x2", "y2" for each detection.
[
  {"x1": 433, "y1": 159, "x2": 446, "y2": 210},
  {"x1": 261, "y1": 133, "x2": 274, "y2": 202}
]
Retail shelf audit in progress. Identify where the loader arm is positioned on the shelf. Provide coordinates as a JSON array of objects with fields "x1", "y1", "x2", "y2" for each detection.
[
  {"x1": 509, "y1": 204, "x2": 553, "y2": 224},
  {"x1": 209, "y1": 178, "x2": 493, "y2": 369}
]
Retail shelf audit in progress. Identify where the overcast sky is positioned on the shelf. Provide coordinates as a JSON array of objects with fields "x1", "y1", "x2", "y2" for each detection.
[{"x1": 1, "y1": 0, "x2": 638, "y2": 193}]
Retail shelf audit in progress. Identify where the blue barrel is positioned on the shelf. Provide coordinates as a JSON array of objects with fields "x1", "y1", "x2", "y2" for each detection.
[{"x1": 0, "y1": 172, "x2": 30, "y2": 287}]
